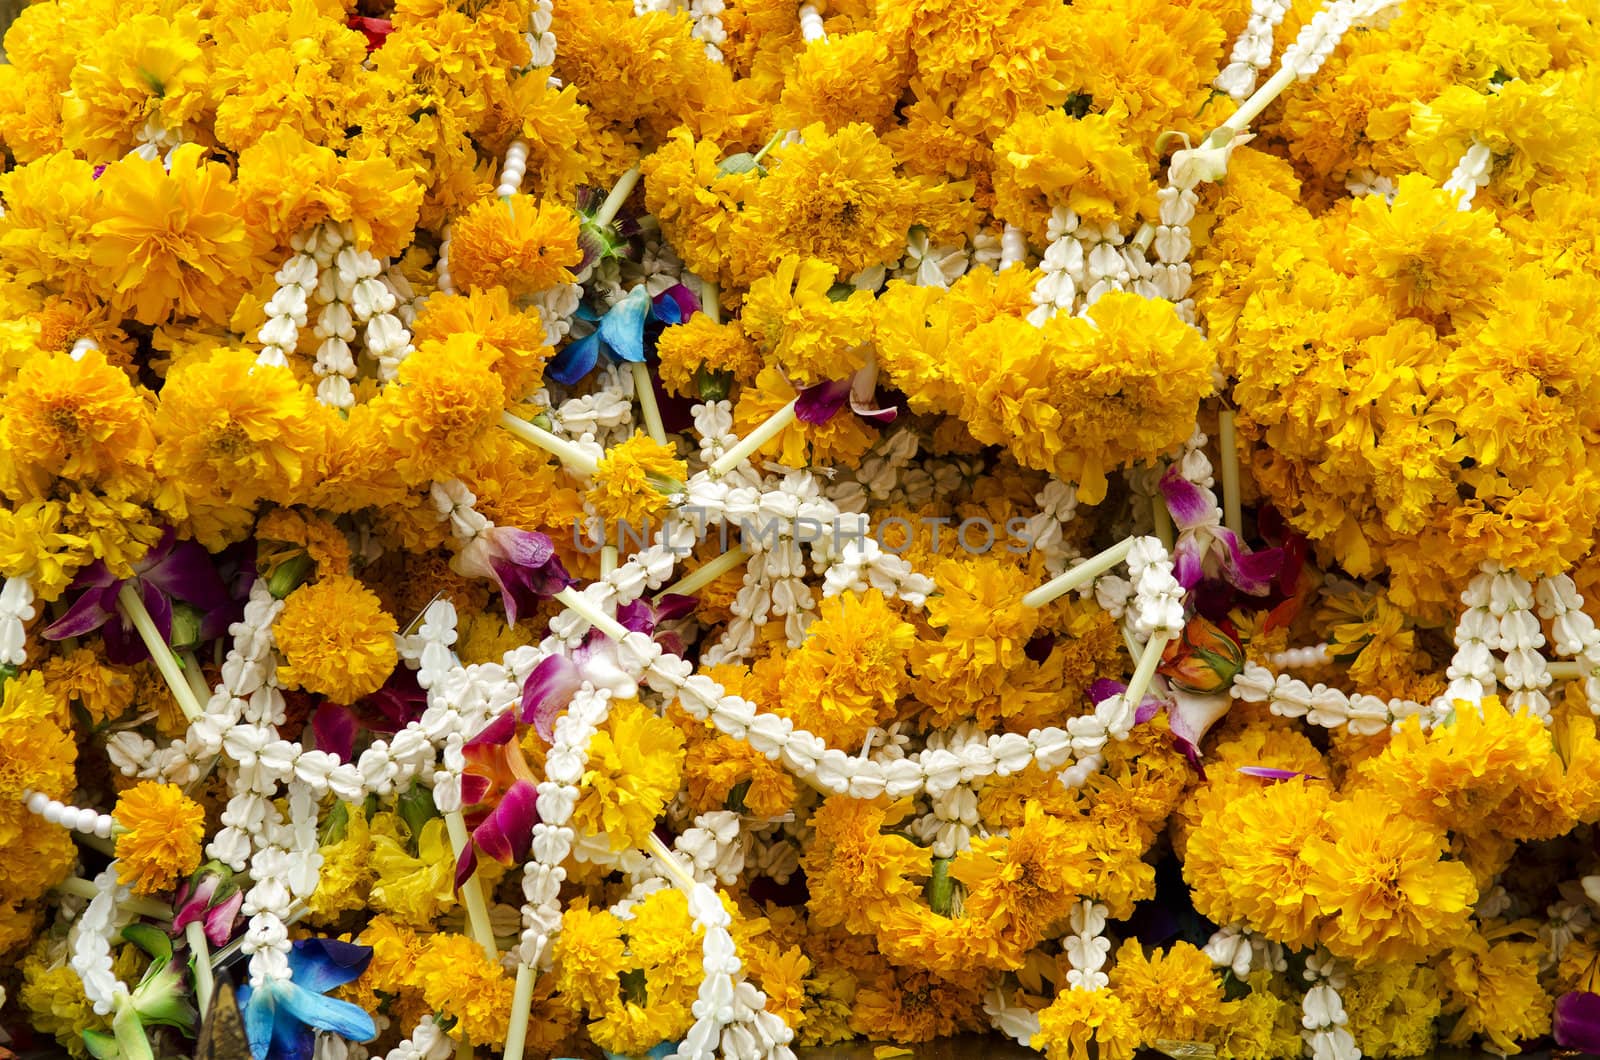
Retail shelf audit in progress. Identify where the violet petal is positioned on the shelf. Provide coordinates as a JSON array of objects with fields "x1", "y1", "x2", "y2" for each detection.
[
  {"x1": 795, "y1": 378, "x2": 851, "y2": 425},
  {"x1": 463, "y1": 781, "x2": 539, "y2": 883},
  {"x1": 42, "y1": 583, "x2": 119, "y2": 640},
  {"x1": 142, "y1": 536, "x2": 230, "y2": 611},
  {"x1": 1168, "y1": 689, "x2": 1233, "y2": 760},
  {"x1": 615, "y1": 599, "x2": 656, "y2": 635},
  {"x1": 1237, "y1": 766, "x2": 1319, "y2": 782},
  {"x1": 1220, "y1": 531, "x2": 1283, "y2": 596},
  {"x1": 1089, "y1": 679, "x2": 1128, "y2": 704},
  {"x1": 1158, "y1": 466, "x2": 1214, "y2": 530},
  {"x1": 312, "y1": 704, "x2": 359, "y2": 763},
  {"x1": 203, "y1": 890, "x2": 244, "y2": 948},
  {"x1": 521, "y1": 654, "x2": 582, "y2": 742},
  {"x1": 1556, "y1": 991, "x2": 1600, "y2": 1052},
  {"x1": 467, "y1": 712, "x2": 518, "y2": 750},
  {"x1": 654, "y1": 593, "x2": 698, "y2": 623}
]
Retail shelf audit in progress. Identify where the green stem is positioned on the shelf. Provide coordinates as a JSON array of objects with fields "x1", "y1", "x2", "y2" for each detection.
[
  {"x1": 443, "y1": 809, "x2": 499, "y2": 962},
  {"x1": 501, "y1": 962, "x2": 536, "y2": 1060},
  {"x1": 709, "y1": 399, "x2": 797, "y2": 477},
  {"x1": 116, "y1": 583, "x2": 203, "y2": 723},
  {"x1": 1022, "y1": 538, "x2": 1135, "y2": 609},
  {"x1": 54, "y1": 877, "x2": 172, "y2": 920},
  {"x1": 657, "y1": 547, "x2": 748, "y2": 599},
  {"x1": 595, "y1": 166, "x2": 641, "y2": 228},
  {"x1": 1124, "y1": 632, "x2": 1174, "y2": 713},
  {"x1": 631, "y1": 361, "x2": 668, "y2": 446},
  {"x1": 186, "y1": 920, "x2": 214, "y2": 1017},
  {"x1": 1218, "y1": 410, "x2": 1243, "y2": 538},
  {"x1": 499, "y1": 412, "x2": 599, "y2": 477}
]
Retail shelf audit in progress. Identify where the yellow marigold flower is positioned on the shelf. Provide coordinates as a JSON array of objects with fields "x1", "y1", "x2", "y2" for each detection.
[
  {"x1": 113, "y1": 781, "x2": 205, "y2": 895},
  {"x1": 153, "y1": 348, "x2": 335, "y2": 525},
  {"x1": 370, "y1": 334, "x2": 507, "y2": 486},
  {"x1": 742, "y1": 256, "x2": 875, "y2": 388},
  {"x1": 953, "y1": 801, "x2": 1089, "y2": 967},
  {"x1": 993, "y1": 111, "x2": 1157, "y2": 241},
  {"x1": 740, "y1": 122, "x2": 923, "y2": 276},
  {"x1": 1303, "y1": 790, "x2": 1477, "y2": 965},
  {"x1": 849, "y1": 963, "x2": 986, "y2": 1043},
  {"x1": 0, "y1": 152, "x2": 99, "y2": 299},
  {"x1": 587, "y1": 431, "x2": 687, "y2": 527},
  {"x1": 0, "y1": 673, "x2": 74, "y2": 848},
  {"x1": 1360, "y1": 696, "x2": 1550, "y2": 837},
  {"x1": 41, "y1": 647, "x2": 136, "y2": 727},
  {"x1": 59, "y1": 13, "x2": 208, "y2": 163},
  {"x1": 1343, "y1": 961, "x2": 1440, "y2": 1060},
  {"x1": 1344, "y1": 174, "x2": 1509, "y2": 325},
  {"x1": 275, "y1": 575, "x2": 399, "y2": 703},
  {"x1": 359, "y1": 915, "x2": 428, "y2": 998},
  {"x1": 411, "y1": 287, "x2": 552, "y2": 403},
  {"x1": 921, "y1": 555, "x2": 1043, "y2": 675},
  {"x1": 573, "y1": 698, "x2": 685, "y2": 850},
  {"x1": 641, "y1": 128, "x2": 758, "y2": 290},
  {"x1": 1183, "y1": 777, "x2": 1331, "y2": 950},
  {"x1": 677, "y1": 706, "x2": 797, "y2": 819},
  {"x1": 1216, "y1": 974, "x2": 1300, "y2": 1060},
  {"x1": 1032, "y1": 986, "x2": 1139, "y2": 1060},
  {"x1": 778, "y1": 588, "x2": 914, "y2": 750},
  {"x1": 86, "y1": 144, "x2": 264, "y2": 326},
  {"x1": 235, "y1": 128, "x2": 423, "y2": 259},
  {"x1": 655, "y1": 314, "x2": 763, "y2": 398},
  {"x1": 801, "y1": 796, "x2": 927, "y2": 935},
  {"x1": 0, "y1": 348, "x2": 152, "y2": 501},
  {"x1": 1109, "y1": 939, "x2": 1235, "y2": 1046},
  {"x1": 776, "y1": 31, "x2": 908, "y2": 133},
  {"x1": 369, "y1": 815, "x2": 457, "y2": 927},
  {"x1": 448, "y1": 194, "x2": 582, "y2": 297},
  {"x1": 1438, "y1": 928, "x2": 1551, "y2": 1054},
  {"x1": 305, "y1": 805, "x2": 374, "y2": 923},
  {"x1": 19, "y1": 938, "x2": 137, "y2": 1058},
  {"x1": 415, "y1": 933, "x2": 518, "y2": 1046},
  {"x1": 554, "y1": 897, "x2": 630, "y2": 1014}
]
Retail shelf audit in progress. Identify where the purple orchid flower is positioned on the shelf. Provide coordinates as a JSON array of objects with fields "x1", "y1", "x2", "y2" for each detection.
[
  {"x1": 1090, "y1": 677, "x2": 1230, "y2": 769},
  {"x1": 1556, "y1": 991, "x2": 1600, "y2": 1052},
  {"x1": 311, "y1": 668, "x2": 429, "y2": 763},
  {"x1": 455, "y1": 713, "x2": 541, "y2": 888},
  {"x1": 1158, "y1": 467, "x2": 1282, "y2": 595},
  {"x1": 1089, "y1": 678, "x2": 1164, "y2": 725},
  {"x1": 794, "y1": 354, "x2": 898, "y2": 428},
  {"x1": 171, "y1": 863, "x2": 244, "y2": 948},
  {"x1": 453, "y1": 526, "x2": 574, "y2": 625},
  {"x1": 520, "y1": 594, "x2": 696, "y2": 741},
  {"x1": 43, "y1": 527, "x2": 232, "y2": 665},
  {"x1": 1236, "y1": 766, "x2": 1322, "y2": 782}
]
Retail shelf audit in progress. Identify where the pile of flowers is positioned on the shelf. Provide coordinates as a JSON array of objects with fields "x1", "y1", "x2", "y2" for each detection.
[{"x1": 2, "y1": 0, "x2": 1600, "y2": 1057}]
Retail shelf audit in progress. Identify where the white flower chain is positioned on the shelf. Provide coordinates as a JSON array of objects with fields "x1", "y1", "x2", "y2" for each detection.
[
  {"x1": 70, "y1": 865, "x2": 130, "y2": 1015},
  {"x1": 381, "y1": 1016, "x2": 454, "y2": 1060},
  {"x1": 0, "y1": 573, "x2": 34, "y2": 667},
  {"x1": 1203, "y1": 923, "x2": 1286, "y2": 978},
  {"x1": 1536, "y1": 573, "x2": 1600, "y2": 714},
  {"x1": 1302, "y1": 952, "x2": 1360, "y2": 1060},
  {"x1": 1215, "y1": 0, "x2": 1293, "y2": 98},
  {"x1": 670, "y1": 881, "x2": 795, "y2": 1060},
  {"x1": 1061, "y1": 900, "x2": 1111, "y2": 990}
]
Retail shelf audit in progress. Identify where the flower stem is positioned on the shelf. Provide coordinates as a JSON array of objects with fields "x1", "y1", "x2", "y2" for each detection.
[
  {"x1": 658, "y1": 547, "x2": 748, "y2": 599},
  {"x1": 1218, "y1": 410, "x2": 1243, "y2": 538},
  {"x1": 112, "y1": 996, "x2": 155, "y2": 1060},
  {"x1": 702, "y1": 278, "x2": 721, "y2": 324},
  {"x1": 185, "y1": 920, "x2": 214, "y2": 1017},
  {"x1": 710, "y1": 399, "x2": 797, "y2": 477},
  {"x1": 117, "y1": 583, "x2": 204, "y2": 723},
  {"x1": 180, "y1": 651, "x2": 211, "y2": 710},
  {"x1": 1125, "y1": 631, "x2": 1174, "y2": 714},
  {"x1": 1498, "y1": 660, "x2": 1583, "y2": 681},
  {"x1": 600, "y1": 545, "x2": 618, "y2": 576},
  {"x1": 502, "y1": 962, "x2": 535, "y2": 1060},
  {"x1": 644, "y1": 831, "x2": 697, "y2": 892},
  {"x1": 54, "y1": 876, "x2": 172, "y2": 920},
  {"x1": 1022, "y1": 538, "x2": 1136, "y2": 609},
  {"x1": 631, "y1": 361, "x2": 668, "y2": 445},
  {"x1": 553, "y1": 587, "x2": 631, "y2": 641},
  {"x1": 595, "y1": 166, "x2": 641, "y2": 228},
  {"x1": 499, "y1": 412, "x2": 599, "y2": 477},
  {"x1": 1151, "y1": 479, "x2": 1175, "y2": 552},
  {"x1": 442, "y1": 810, "x2": 499, "y2": 963},
  {"x1": 1218, "y1": 64, "x2": 1296, "y2": 138}
]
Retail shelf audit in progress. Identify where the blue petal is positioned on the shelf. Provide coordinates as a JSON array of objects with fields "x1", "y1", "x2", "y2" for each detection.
[
  {"x1": 598, "y1": 286, "x2": 650, "y2": 364},
  {"x1": 279, "y1": 982, "x2": 378, "y2": 1044},
  {"x1": 237, "y1": 982, "x2": 276, "y2": 1060},
  {"x1": 271, "y1": 1010, "x2": 317, "y2": 1060},
  {"x1": 287, "y1": 940, "x2": 371, "y2": 994},
  {"x1": 548, "y1": 331, "x2": 600, "y2": 386}
]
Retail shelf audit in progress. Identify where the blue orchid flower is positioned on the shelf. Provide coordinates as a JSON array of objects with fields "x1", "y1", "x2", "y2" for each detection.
[
  {"x1": 237, "y1": 939, "x2": 377, "y2": 1060},
  {"x1": 547, "y1": 283, "x2": 699, "y2": 386}
]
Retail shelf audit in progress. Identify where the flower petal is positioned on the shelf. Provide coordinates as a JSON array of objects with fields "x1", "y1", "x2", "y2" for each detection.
[
  {"x1": 1556, "y1": 991, "x2": 1600, "y2": 1052},
  {"x1": 278, "y1": 981, "x2": 377, "y2": 1044},
  {"x1": 238, "y1": 981, "x2": 276, "y2": 1060},
  {"x1": 1158, "y1": 466, "x2": 1215, "y2": 529},
  {"x1": 42, "y1": 583, "x2": 119, "y2": 640},
  {"x1": 1237, "y1": 766, "x2": 1319, "y2": 782},
  {"x1": 286, "y1": 938, "x2": 373, "y2": 994},
  {"x1": 142, "y1": 535, "x2": 229, "y2": 611},
  {"x1": 548, "y1": 330, "x2": 601, "y2": 386},
  {"x1": 1167, "y1": 688, "x2": 1233, "y2": 763},
  {"x1": 597, "y1": 286, "x2": 651, "y2": 364},
  {"x1": 312, "y1": 704, "x2": 359, "y2": 763},
  {"x1": 469, "y1": 780, "x2": 540, "y2": 871},
  {"x1": 795, "y1": 378, "x2": 851, "y2": 425}
]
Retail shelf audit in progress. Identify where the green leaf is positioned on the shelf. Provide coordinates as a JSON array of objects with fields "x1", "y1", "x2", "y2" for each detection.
[
  {"x1": 121, "y1": 923, "x2": 173, "y2": 962},
  {"x1": 397, "y1": 784, "x2": 439, "y2": 845},
  {"x1": 319, "y1": 801, "x2": 351, "y2": 846},
  {"x1": 925, "y1": 857, "x2": 954, "y2": 917},
  {"x1": 112, "y1": 1001, "x2": 155, "y2": 1060},
  {"x1": 83, "y1": 1030, "x2": 120, "y2": 1059},
  {"x1": 716, "y1": 152, "x2": 765, "y2": 178}
]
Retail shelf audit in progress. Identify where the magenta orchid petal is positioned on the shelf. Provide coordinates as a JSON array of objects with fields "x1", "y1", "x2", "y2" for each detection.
[
  {"x1": 1219, "y1": 531, "x2": 1283, "y2": 595},
  {"x1": 654, "y1": 594, "x2": 697, "y2": 623},
  {"x1": 42, "y1": 582, "x2": 119, "y2": 640},
  {"x1": 452, "y1": 844, "x2": 480, "y2": 892},
  {"x1": 795, "y1": 378, "x2": 851, "y2": 425},
  {"x1": 615, "y1": 599, "x2": 656, "y2": 634},
  {"x1": 102, "y1": 578, "x2": 172, "y2": 665},
  {"x1": 456, "y1": 526, "x2": 573, "y2": 624},
  {"x1": 1089, "y1": 679, "x2": 1127, "y2": 704},
  {"x1": 140, "y1": 533, "x2": 230, "y2": 611},
  {"x1": 311, "y1": 704, "x2": 359, "y2": 763},
  {"x1": 1168, "y1": 688, "x2": 1233, "y2": 761},
  {"x1": 1237, "y1": 766, "x2": 1319, "y2": 782},
  {"x1": 1158, "y1": 466, "x2": 1213, "y2": 529},
  {"x1": 458, "y1": 781, "x2": 540, "y2": 888},
  {"x1": 203, "y1": 890, "x2": 244, "y2": 948},
  {"x1": 848, "y1": 361, "x2": 898, "y2": 424},
  {"x1": 1171, "y1": 543, "x2": 1206, "y2": 591},
  {"x1": 458, "y1": 773, "x2": 493, "y2": 807},
  {"x1": 1556, "y1": 991, "x2": 1600, "y2": 1051},
  {"x1": 521, "y1": 654, "x2": 582, "y2": 742},
  {"x1": 171, "y1": 875, "x2": 218, "y2": 934},
  {"x1": 467, "y1": 712, "x2": 519, "y2": 750}
]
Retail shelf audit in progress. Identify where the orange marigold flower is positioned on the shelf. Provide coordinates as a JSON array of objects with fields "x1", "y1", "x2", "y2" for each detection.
[{"x1": 113, "y1": 781, "x2": 205, "y2": 895}]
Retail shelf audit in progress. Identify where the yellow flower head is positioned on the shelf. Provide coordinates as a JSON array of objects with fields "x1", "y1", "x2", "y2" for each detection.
[
  {"x1": 993, "y1": 111, "x2": 1158, "y2": 241},
  {"x1": 0, "y1": 347, "x2": 152, "y2": 501},
  {"x1": 0, "y1": 673, "x2": 74, "y2": 847},
  {"x1": 554, "y1": 897, "x2": 630, "y2": 1013},
  {"x1": 801, "y1": 795, "x2": 927, "y2": 935},
  {"x1": 573, "y1": 698, "x2": 685, "y2": 849},
  {"x1": 369, "y1": 815, "x2": 457, "y2": 927},
  {"x1": 371, "y1": 333, "x2": 507, "y2": 486},
  {"x1": 778, "y1": 588, "x2": 915, "y2": 750},
  {"x1": 1303, "y1": 790, "x2": 1477, "y2": 965},
  {"x1": 741, "y1": 122, "x2": 923, "y2": 276},
  {"x1": 1438, "y1": 929, "x2": 1551, "y2": 1054},
  {"x1": 742, "y1": 256, "x2": 875, "y2": 389},
  {"x1": 42, "y1": 646, "x2": 136, "y2": 727},
  {"x1": 776, "y1": 31, "x2": 909, "y2": 134},
  {"x1": 448, "y1": 194, "x2": 583, "y2": 297},
  {"x1": 87, "y1": 144, "x2": 264, "y2": 326},
  {"x1": 113, "y1": 781, "x2": 205, "y2": 896},
  {"x1": 953, "y1": 802, "x2": 1089, "y2": 966},
  {"x1": 275, "y1": 575, "x2": 399, "y2": 703},
  {"x1": 1109, "y1": 938, "x2": 1236, "y2": 1046},
  {"x1": 1032, "y1": 986, "x2": 1139, "y2": 1060},
  {"x1": 587, "y1": 431, "x2": 688, "y2": 526},
  {"x1": 641, "y1": 128, "x2": 758, "y2": 291},
  {"x1": 415, "y1": 933, "x2": 518, "y2": 1046},
  {"x1": 655, "y1": 314, "x2": 763, "y2": 398},
  {"x1": 59, "y1": 13, "x2": 208, "y2": 163},
  {"x1": 411, "y1": 287, "x2": 552, "y2": 403}
]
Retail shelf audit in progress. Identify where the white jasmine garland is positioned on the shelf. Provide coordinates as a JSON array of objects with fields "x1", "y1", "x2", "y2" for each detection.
[
  {"x1": 1301, "y1": 952, "x2": 1361, "y2": 1060},
  {"x1": 1061, "y1": 900, "x2": 1111, "y2": 990},
  {"x1": 0, "y1": 573, "x2": 35, "y2": 667},
  {"x1": 69, "y1": 865, "x2": 130, "y2": 1015}
]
